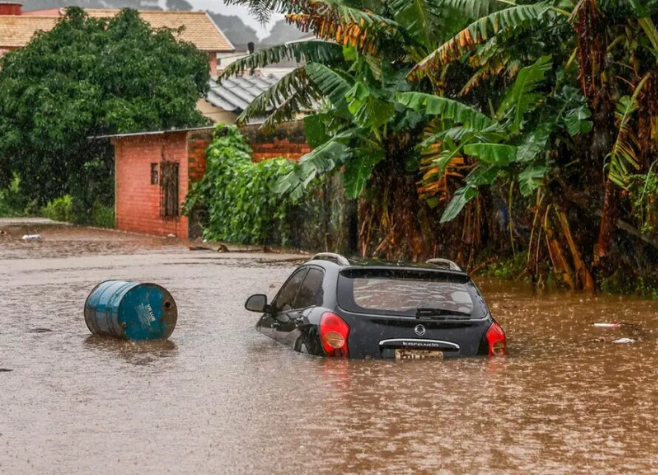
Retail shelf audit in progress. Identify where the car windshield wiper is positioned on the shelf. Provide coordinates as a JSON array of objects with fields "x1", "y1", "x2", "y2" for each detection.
[{"x1": 416, "y1": 307, "x2": 472, "y2": 319}]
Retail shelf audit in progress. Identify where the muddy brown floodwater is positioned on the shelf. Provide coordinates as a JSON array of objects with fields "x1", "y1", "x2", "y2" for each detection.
[{"x1": 2, "y1": 223, "x2": 658, "y2": 474}]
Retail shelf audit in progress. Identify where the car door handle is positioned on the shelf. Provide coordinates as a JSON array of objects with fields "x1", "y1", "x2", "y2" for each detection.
[{"x1": 272, "y1": 321, "x2": 281, "y2": 329}]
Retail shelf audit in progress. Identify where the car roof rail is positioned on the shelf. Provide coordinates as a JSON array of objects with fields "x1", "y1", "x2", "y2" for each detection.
[
  {"x1": 311, "y1": 252, "x2": 350, "y2": 266},
  {"x1": 426, "y1": 258, "x2": 462, "y2": 272}
]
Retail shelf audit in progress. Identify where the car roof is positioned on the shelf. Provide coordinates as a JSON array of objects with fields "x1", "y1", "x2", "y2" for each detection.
[{"x1": 304, "y1": 254, "x2": 470, "y2": 278}]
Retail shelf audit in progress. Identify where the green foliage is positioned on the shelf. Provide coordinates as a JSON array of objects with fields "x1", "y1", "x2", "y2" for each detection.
[
  {"x1": 0, "y1": 174, "x2": 36, "y2": 217},
  {"x1": 628, "y1": 171, "x2": 658, "y2": 234},
  {"x1": 397, "y1": 92, "x2": 495, "y2": 131},
  {"x1": 91, "y1": 202, "x2": 115, "y2": 228},
  {"x1": 219, "y1": 41, "x2": 344, "y2": 79},
  {"x1": 496, "y1": 55, "x2": 552, "y2": 133},
  {"x1": 42, "y1": 195, "x2": 74, "y2": 223},
  {"x1": 184, "y1": 125, "x2": 299, "y2": 245},
  {"x1": 478, "y1": 252, "x2": 528, "y2": 280},
  {"x1": 0, "y1": 7, "x2": 210, "y2": 208}
]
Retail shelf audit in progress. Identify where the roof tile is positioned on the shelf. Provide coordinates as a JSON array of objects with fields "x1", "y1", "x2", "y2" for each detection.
[{"x1": 0, "y1": 10, "x2": 233, "y2": 52}]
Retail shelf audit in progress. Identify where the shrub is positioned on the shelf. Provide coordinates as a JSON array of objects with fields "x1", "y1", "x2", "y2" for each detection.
[
  {"x1": 0, "y1": 174, "x2": 35, "y2": 217},
  {"x1": 42, "y1": 195, "x2": 74, "y2": 222},
  {"x1": 184, "y1": 125, "x2": 299, "y2": 245},
  {"x1": 91, "y1": 202, "x2": 115, "y2": 228}
]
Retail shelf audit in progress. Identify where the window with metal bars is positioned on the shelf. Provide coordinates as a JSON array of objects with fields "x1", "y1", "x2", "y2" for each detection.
[{"x1": 160, "y1": 161, "x2": 179, "y2": 219}]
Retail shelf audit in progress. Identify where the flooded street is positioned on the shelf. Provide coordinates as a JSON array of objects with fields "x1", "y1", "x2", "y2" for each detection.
[{"x1": 2, "y1": 223, "x2": 658, "y2": 474}]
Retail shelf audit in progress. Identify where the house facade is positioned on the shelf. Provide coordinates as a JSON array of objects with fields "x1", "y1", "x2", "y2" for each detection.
[{"x1": 107, "y1": 127, "x2": 215, "y2": 240}]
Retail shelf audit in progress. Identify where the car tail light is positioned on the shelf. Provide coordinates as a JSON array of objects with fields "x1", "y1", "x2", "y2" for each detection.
[
  {"x1": 486, "y1": 322, "x2": 507, "y2": 357},
  {"x1": 320, "y1": 312, "x2": 350, "y2": 358}
]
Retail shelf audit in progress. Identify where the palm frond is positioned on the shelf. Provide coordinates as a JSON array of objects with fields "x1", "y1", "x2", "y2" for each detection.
[
  {"x1": 225, "y1": 0, "x2": 309, "y2": 25},
  {"x1": 433, "y1": 0, "x2": 505, "y2": 20},
  {"x1": 286, "y1": 1, "x2": 403, "y2": 54},
  {"x1": 236, "y1": 68, "x2": 320, "y2": 129},
  {"x1": 607, "y1": 74, "x2": 651, "y2": 188},
  {"x1": 274, "y1": 135, "x2": 352, "y2": 199},
  {"x1": 388, "y1": 0, "x2": 433, "y2": 49},
  {"x1": 218, "y1": 41, "x2": 343, "y2": 80},
  {"x1": 306, "y1": 62, "x2": 354, "y2": 108},
  {"x1": 496, "y1": 55, "x2": 553, "y2": 133},
  {"x1": 397, "y1": 91, "x2": 495, "y2": 130},
  {"x1": 410, "y1": 4, "x2": 557, "y2": 79}
]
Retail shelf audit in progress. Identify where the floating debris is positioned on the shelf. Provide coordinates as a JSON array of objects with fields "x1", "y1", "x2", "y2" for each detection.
[
  {"x1": 217, "y1": 244, "x2": 229, "y2": 253},
  {"x1": 0, "y1": 368, "x2": 13, "y2": 372},
  {"x1": 21, "y1": 234, "x2": 42, "y2": 241},
  {"x1": 189, "y1": 245, "x2": 213, "y2": 251},
  {"x1": 593, "y1": 322, "x2": 621, "y2": 328},
  {"x1": 613, "y1": 338, "x2": 636, "y2": 344},
  {"x1": 0, "y1": 229, "x2": 8, "y2": 236}
]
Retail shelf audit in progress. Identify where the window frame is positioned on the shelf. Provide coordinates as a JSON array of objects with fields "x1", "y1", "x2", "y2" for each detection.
[
  {"x1": 272, "y1": 268, "x2": 309, "y2": 314},
  {"x1": 292, "y1": 267, "x2": 325, "y2": 310}
]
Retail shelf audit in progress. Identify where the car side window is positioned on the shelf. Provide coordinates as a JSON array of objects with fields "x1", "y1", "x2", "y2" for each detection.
[
  {"x1": 273, "y1": 269, "x2": 308, "y2": 313},
  {"x1": 294, "y1": 268, "x2": 324, "y2": 309}
]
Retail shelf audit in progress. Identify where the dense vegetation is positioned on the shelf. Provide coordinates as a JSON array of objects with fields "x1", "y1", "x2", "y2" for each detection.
[
  {"x1": 184, "y1": 126, "x2": 300, "y2": 244},
  {"x1": 0, "y1": 8, "x2": 209, "y2": 224},
  {"x1": 218, "y1": 0, "x2": 658, "y2": 291}
]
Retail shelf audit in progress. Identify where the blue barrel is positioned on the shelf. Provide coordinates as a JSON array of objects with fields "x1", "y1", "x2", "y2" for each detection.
[{"x1": 84, "y1": 281, "x2": 177, "y2": 340}]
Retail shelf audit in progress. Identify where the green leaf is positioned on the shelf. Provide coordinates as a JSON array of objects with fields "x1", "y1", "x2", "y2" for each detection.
[
  {"x1": 304, "y1": 114, "x2": 330, "y2": 148},
  {"x1": 306, "y1": 63, "x2": 354, "y2": 110},
  {"x1": 414, "y1": 4, "x2": 557, "y2": 73},
  {"x1": 440, "y1": 186, "x2": 479, "y2": 223},
  {"x1": 347, "y1": 82, "x2": 395, "y2": 129},
  {"x1": 397, "y1": 92, "x2": 495, "y2": 131},
  {"x1": 343, "y1": 148, "x2": 385, "y2": 198},
  {"x1": 518, "y1": 164, "x2": 549, "y2": 197},
  {"x1": 553, "y1": 86, "x2": 593, "y2": 136},
  {"x1": 516, "y1": 123, "x2": 553, "y2": 162},
  {"x1": 607, "y1": 74, "x2": 650, "y2": 188},
  {"x1": 274, "y1": 139, "x2": 350, "y2": 199},
  {"x1": 497, "y1": 55, "x2": 553, "y2": 133},
  {"x1": 563, "y1": 106, "x2": 593, "y2": 136},
  {"x1": 388, "y1": 0, "x2": 432, "y2": 48},
  {"x1": 433, "y1": 0, "x2": 504, "y2": 20},
  {"x1": 236, "y1": 67, "x2": 319, "y2": 128},
  {"x1": 464, "y1": 143, "x2": 518, "y2": 165},
  {"x1": 466, "y1": 163, "x2": 500, "y2": 186},
  {"x1": 218, "y1": 41, "x2": 343, "y2": 80}
]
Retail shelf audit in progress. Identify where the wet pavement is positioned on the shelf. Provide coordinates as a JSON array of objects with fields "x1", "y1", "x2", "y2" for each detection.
[{"x1": 2, "y1": 223, "x2": 658, "y2": 474}]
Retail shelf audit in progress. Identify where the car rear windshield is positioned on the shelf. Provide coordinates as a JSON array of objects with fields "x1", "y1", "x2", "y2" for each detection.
[{"x1": 337, "y1": 268, "x2": 486, "y2": 317}]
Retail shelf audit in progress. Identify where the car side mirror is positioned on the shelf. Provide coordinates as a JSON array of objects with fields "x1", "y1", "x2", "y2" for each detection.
[{"x1": 245, "y1": 294, "x2": 269, "y2": 313}]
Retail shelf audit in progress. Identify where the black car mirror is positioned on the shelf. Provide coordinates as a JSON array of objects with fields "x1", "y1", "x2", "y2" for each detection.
[{"x1": 245, "y1": 294, "x2": 268, "y2": 313}]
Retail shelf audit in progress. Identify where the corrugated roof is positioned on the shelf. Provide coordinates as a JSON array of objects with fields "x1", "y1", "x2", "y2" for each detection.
[
  {"x1": 206, "y1": 74, "x2": 282, "y2": 112},
  {"x1": 91, "y1": 126, "x2": 215, "y2": 140},
  {"x1": 0, "y1": 16, "x2": 57, "y2": 48},
  {"x1": 0, "y1": 10, "x2": 234, "y2": 52}
]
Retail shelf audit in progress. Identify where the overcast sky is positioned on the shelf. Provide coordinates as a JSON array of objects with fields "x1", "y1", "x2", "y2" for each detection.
[{"x1": 174, "y1": 0, "x2": 285, "y2": 38}]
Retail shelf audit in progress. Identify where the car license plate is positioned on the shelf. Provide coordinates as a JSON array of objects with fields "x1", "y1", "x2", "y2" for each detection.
[{"x1": 395, "y1": 349, "x2": 444, "y2": 360}]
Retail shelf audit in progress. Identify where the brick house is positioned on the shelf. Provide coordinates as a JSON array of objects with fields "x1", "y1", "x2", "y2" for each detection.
[
  {"x1": 101, "y1": 127, "x2": 214, "y2": 240},
  {"x1": 100, "y1": 121, "x2": 311, "y2": 240}
]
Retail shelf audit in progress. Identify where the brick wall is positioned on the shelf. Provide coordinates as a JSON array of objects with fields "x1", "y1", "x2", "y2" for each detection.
[
  {"x1": 188, "y1": 129, "x2": 213, "y2": 182},
  {"x1": 240, "y1": 120, "x2": 311, "y2": 162},
  {"x1": 113, "y1": 132, "x2": 190, "y2": 239}
]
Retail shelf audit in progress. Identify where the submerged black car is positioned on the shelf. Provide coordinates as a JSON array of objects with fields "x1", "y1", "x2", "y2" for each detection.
[{"x1": 245, "y1": 253, "x2": 507, "y2": 359}]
